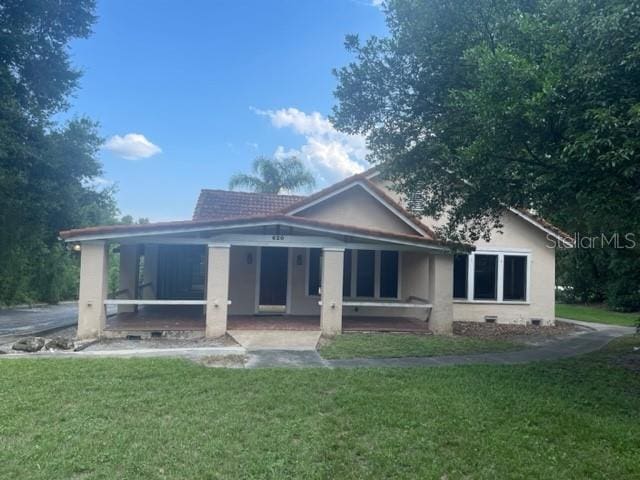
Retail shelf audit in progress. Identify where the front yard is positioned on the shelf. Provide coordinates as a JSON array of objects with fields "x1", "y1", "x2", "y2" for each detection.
[
  {"x1": 1, "y1": 336, "x2": 639, "y2": 479},
  {"x1": 556, "y1": 303, "x2": 639, "y2": 327}
]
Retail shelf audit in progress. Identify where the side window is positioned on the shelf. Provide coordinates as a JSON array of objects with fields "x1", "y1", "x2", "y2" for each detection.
[
  {"x1": 453, "y1": 254, "x2": 468, "y2": 299},
  {"x1": 473, "y1": 254, "x2": 498, "y2": 300},
  {"x1": 503, "y1": 255, "x2": 527, "y2": 301}
]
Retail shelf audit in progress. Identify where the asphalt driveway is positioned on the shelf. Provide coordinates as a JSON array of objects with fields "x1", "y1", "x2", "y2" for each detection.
[{"x1": 0, "y1": 303, "x2": 79, "y2": 338}]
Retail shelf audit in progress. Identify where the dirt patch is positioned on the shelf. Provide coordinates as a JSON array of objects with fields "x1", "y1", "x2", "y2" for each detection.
[
  {"x1": 453, "y1": 320, "x2": 581, "y2": 340},
  {"x1": 198, "y1": 354, "x2": 247, "y2": 368},
  {"x1": 84, "y1": 333, "x2": 240, "y2": 351}
]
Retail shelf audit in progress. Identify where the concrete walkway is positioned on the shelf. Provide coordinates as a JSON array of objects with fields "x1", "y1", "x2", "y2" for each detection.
[
  {"x1": 247, "y1": 320, "x2": 635, "y2": 368},
  {"x1": 228, "y1": 330, "x2": 321, "y2": 351}
]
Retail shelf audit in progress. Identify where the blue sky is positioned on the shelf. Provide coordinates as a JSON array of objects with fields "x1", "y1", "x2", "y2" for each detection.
[{"x1": 65, "y1": 0, "x2": 387, "y2": 221}]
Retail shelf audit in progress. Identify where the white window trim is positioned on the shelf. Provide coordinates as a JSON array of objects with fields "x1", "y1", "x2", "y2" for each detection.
[
  {"x1": 305, "y1": 248, "x2": 401, "y2": 300},
  {"x1": 454, "y1": 250, "x2": 531, "y2": 304}
]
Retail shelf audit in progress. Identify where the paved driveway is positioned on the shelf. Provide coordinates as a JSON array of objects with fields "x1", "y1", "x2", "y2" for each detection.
[{"x1": 0, "y1": 303, "x2": 79, "y2": 338}]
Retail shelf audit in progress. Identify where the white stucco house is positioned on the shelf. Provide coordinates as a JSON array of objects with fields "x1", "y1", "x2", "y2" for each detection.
[{"x1": 60, "y1": 169, "x2": 572, "y2": 339}]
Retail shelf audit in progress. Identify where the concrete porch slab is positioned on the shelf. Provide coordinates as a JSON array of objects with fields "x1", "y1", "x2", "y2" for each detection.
[{"x1": 228, "y1": 330, "x2": 322, "y2": 351}]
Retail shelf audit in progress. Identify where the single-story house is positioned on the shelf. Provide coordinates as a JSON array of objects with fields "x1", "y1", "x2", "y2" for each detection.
[{"x1": 60, "y1": 169, "x2": 573, "y2": 339}]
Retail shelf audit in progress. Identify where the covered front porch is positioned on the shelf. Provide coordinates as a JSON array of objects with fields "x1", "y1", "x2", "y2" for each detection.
[
  {"x1": 103, "y1": 306, "x2": 431, "y2": 335},
  {"x1": 72, "y1": 218, "x2": 454, "y2": 339}
]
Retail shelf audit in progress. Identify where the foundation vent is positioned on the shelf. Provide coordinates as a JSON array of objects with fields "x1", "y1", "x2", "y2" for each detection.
[
  {"x1": 530, "y1": 318, "x2": 542, "y2": 326},
  {"x1": 484, "y1": 315, "x2": 497, "y2": 324}
]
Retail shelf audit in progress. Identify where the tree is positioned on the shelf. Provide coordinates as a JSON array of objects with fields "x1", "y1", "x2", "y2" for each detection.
[
  {"x1": 333, "y1": 0, "x2": 640, "y2": 310},
  {"x1": 229, "y1": 156, "x2": 316, "y2": 194},
  {"x1": 0, "y1": 0, "x2": 117, "y2": 304}
]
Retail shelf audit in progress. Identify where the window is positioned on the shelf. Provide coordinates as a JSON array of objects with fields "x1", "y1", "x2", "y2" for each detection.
[
  {"x1": 455, "y1": 251, "x2": 529, "y2": 303},
  {"x1": 356, "y1": 250, "x2": 375, "y2": 297},
  {"x1": 473, "y1": 254, "x2": 498, "y2": 300},
  {"x1": 307, "y1": 248, "x2": 400, "y2": 299},
  {"x1": 503, "y1": 255, "x2": 527, "y2": 301},
  {"x1": 306, "y1": 249, "x2": 354, "y2": 297},
  {"x1": 453, "y1": 254, "x2": 468, "y2": 299},
  {"x1": 342, "y1": 250, "x2": 352, "y2": 297},
  {"x1": 307, "y1": 248, "x2": 321, "y2": 295},
  {"x1": 380, "y1": 251, "x2": 399, "y2": 298}
]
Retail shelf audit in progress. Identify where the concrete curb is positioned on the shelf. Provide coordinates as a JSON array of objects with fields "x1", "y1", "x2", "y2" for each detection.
[{"x1": 1, "y1": 346, "x2": 246, "y2": 359}]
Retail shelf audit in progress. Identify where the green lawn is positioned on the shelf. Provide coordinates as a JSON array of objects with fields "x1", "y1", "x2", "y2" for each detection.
[
  {"x1": 319, "y1": 333, "x2": 522, "y2": 359},
  {"x1": 2, "y1": 337, "x2": 639, "y2": 479},
  {"x1": 556, "y1": 303, "x2": 639, "y2": 327}
]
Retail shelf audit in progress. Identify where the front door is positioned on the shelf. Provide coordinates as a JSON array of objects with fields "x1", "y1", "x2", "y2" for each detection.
[{"x1": 259, "y1": 247, "x2": 288, "y2": 309}]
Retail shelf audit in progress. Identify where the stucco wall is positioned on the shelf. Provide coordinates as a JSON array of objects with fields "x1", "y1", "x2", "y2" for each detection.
[
  {"x1": 295, "y1": 185, "x2": 418, "y2": 235},
  {"x1": 452, "y1": 213, "x2": 556, "y2": 325},
  {"x1": 371, "y1": 176, "x2": 557, "y2": 325},
  {"x1": 228, "y1": 246, "x2": 257, "y2": 315}
]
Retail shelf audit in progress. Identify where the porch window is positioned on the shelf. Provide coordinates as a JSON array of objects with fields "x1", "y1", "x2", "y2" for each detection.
[
  {"x1": 473, "y1": 254, "x2": 498, "y2": 300},
  {"x1": 453, "y1": 254, "x2": 468, "y2": 299},
  {"x1": 503, "y1": 255, "x2": 527, "y2": 301},
  {"x1": 343, "y1": 249, "x2": 352, "y2": 297},
  {"x1": 307, "y1": 248, "x2": 353, "y2": 297},
  {"x1": 379, "y1": 250, "x2": 399, "y2": 298},
  {"x1": 356, "y1": 250, "x2": 375, "y2": 297},
  {"x1": 308, "y1": 248, "x2": 322, "y2": 296}
]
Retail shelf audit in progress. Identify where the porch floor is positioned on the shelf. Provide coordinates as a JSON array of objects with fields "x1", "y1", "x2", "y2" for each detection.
[{"x1": 104, "y1": 306, "x2": 430, "y2": 333}]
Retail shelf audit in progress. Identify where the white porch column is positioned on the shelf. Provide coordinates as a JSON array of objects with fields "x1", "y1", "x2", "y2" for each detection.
[
  {"x1": 320, "y1": 248, "x2": 344, "y2": 336},
  {"x1": 428, "y1": 253, "x2": 454, "y2": 334},
  {"x1": 206, "y1": 244, "x2": 230, "y2": 338},
  {"x1": 77, "y1": 241, "x2": 109, "y2": 339},
  {"x1": 118, "y1": 244, "x2": 138, "y2": 313}
]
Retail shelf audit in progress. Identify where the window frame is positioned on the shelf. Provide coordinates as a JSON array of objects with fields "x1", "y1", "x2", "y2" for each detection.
[
  {"x1": 454, "y1": 249, "x2": 531, "y2": 304},
  {"x1": 305, "y1": 248, "x2": 401, "y2": 300}
]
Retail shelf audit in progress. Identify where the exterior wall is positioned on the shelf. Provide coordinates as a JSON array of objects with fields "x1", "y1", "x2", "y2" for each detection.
[
  {"x1": 452, "y1": 213, "x2": 556, "y2": 325},
  {"x1": 371, "y1": 177, "x2": 557, "y2": 326},
  {"x1": 289, "y1": 248, "x2": 321, "y2": 316},
  {"x1": 295, "y1": 185, "x2": 418, "y2": 236},
  {"x1": 228, "y1": 246, "x2": 258, "y2": 315}
]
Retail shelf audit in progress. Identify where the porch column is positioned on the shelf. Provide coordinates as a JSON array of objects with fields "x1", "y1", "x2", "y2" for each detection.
[
  {"x1": 118, "y1": 244, "x2": 138, "y2": 313},
  {"x1": 428, "y1": 253, "x2": 454, "y2": 334},
  {"x1": 205, "y1": 244, "x2": 230, "y2": 337},
  {"x1": 320, "y1": 247, "x2": 344, "y2": 336},
  {"x1": 77, "y1": 241, "x2": 108, "y2": 339}
]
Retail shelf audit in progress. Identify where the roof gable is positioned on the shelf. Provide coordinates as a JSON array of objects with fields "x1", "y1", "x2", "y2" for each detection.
[{"x1": 282, "y1": 175, "x2": 434, "y2": 238}]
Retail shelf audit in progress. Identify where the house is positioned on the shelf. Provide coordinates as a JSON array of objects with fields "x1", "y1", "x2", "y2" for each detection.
[{"x1": 60, "y1": 169, "x2": 572, "y2": 339}]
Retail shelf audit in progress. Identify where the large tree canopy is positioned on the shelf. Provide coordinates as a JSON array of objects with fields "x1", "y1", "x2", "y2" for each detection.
[
  {"x1": 333, "y1": 0, "x2": 640, "y2": 310},
  {"x1": 0, "y1": 0, "x2": 116, "y2": 304},
  {"x1": 333, "y1": 0, "x2": 640, "y2": 243}
]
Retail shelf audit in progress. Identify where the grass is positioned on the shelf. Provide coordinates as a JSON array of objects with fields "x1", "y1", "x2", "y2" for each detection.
[
  {"x1": 319, "y1": 333, "x2": 523, "y2": 359},
  {"x1": 2, "y1": 337, "x2": 639, "y2": 479},
  {"x1": 556, "y1": 303, "x2": 639, "y2": 327}
]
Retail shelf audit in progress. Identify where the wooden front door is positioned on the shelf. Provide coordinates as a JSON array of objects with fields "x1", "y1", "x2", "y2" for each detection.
[{"x1": 259, "y1": 247, "x2": 288, "y2": 307}]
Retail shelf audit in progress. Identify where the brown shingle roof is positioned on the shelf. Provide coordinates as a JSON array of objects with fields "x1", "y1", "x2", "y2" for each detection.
[{"x1": 193, "y1": 190, "x2": 305, "y2": 220}]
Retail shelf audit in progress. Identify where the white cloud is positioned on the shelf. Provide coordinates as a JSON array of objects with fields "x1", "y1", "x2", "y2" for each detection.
[
  {"x1": 82, "y1": 176, "x2": 113, "y2": 190},
  {"x1": 104, "y1": 133, "x2": 162, "y2": 160},
  {"x1": 253, "y1": 107, "x2": 369, "y2": 180}
]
